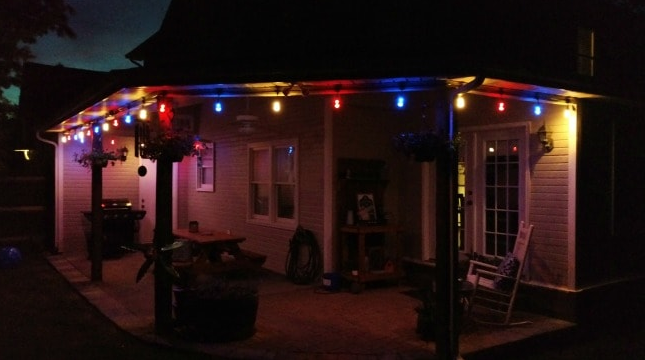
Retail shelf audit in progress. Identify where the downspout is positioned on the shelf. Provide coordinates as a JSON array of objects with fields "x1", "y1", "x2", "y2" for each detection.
[{"x1": 36, "y1": 131, "x2": 61, "y2": 253}]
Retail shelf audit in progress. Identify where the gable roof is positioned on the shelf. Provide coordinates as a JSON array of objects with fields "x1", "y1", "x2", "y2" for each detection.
[
  {"x1": 19, "y1": 63, "x2": 110, "y2": 133},
  {"x1": 123, "y1": 0, "x2": 645, "y2": 102},
  {"x1": 36, "y1": 0, "x2": 645, "y2": 133}
]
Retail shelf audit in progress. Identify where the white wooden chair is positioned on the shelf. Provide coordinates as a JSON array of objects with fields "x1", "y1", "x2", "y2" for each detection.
[{"x1": 466, "y1": 222, "x2": 534, "y2": 325}]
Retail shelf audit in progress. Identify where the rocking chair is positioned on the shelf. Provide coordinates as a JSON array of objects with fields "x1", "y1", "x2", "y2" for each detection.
[{"x1": 466, "y1": 221, "x2": 534, "y2": 325}]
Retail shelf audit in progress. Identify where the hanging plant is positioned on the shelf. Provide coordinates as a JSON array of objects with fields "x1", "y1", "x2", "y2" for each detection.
[
  {"x1": 74, "y1": 147, "x2": 128, "y2": 168},
  {"x1": 140, "y1": 128, "x2": 200, "y2": 162},
  {"x1": 392, "y1": 130, "x2": 445, "y2": 162},
  {"x1": 136, "y1": 111, "x2": 202, "y2": 163}
]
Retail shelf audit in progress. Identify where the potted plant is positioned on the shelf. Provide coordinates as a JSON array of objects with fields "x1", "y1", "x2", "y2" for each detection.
[
  {"x1": 172, "y1": 257, "x2": 259, "y2": 342},
  {"x1": 415, "y1": 286, "x2": 437, "y2": 341},
  {"x1": 130, "y1": 241, "x2": 260, "y2": 342}
]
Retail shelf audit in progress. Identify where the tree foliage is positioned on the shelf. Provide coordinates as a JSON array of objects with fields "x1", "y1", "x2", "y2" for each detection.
[
  {"x1": 0, "y1": 0, "x2": 75, "y2": 173},
  {"x1": 0, "y1": 0, "x2": 76, "y2": 121}
]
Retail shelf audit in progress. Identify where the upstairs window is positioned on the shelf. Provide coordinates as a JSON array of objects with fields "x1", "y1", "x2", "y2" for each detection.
[
  {"x1": 248, "y1": 140, "x2": 298, "y2": 228},
  {"x1": 577, "y1": 27, "x2": 595, "y2": 77}
]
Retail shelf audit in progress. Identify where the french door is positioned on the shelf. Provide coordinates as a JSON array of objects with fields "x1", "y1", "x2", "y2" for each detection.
[{"x1": 460, "y1": 125, "x2": 528, "y2": 257}]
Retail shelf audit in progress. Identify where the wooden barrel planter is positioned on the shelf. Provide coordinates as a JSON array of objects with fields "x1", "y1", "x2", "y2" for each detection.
[{"x1": 173, "y1": 259, "x2": 260, "y2": 342}]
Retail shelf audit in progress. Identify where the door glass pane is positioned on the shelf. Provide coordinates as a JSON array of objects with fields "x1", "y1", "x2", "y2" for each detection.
[{"x1": 483, "y1": 138, "x2": 521, "y2": 257}]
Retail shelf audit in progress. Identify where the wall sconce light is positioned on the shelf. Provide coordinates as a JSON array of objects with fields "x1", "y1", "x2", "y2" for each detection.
[{"x1": 538, "y1": 125, "x2": 553, "y2": 153}]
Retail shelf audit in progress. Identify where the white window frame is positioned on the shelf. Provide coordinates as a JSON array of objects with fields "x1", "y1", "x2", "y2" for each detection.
[
  {"x1": 196, "y1": 141, "x2": 214, "y2": 192},
  {"x1": 247, "y1": 139, "x2": 298, "y2": 229}
]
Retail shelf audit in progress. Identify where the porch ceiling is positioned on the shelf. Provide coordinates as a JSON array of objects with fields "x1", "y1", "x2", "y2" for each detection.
[{"x1": 46, "y1": 75, "x2": 603, "y2": 134}]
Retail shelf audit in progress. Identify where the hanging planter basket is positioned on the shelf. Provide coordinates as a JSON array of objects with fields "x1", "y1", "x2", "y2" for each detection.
[
  {"x1": 392, "y1": 131, "x2": 445, "y2": 162},
  {"x1": 74, "y1": 148, "x2": 128, "y2": 168}
]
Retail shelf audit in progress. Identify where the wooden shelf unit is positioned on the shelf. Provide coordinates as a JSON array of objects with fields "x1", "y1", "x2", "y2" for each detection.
[{"x1": 339, "y1": 224, "x2": 403, "y2": 292}]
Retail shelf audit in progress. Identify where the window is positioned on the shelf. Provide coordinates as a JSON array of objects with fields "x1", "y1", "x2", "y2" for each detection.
[
  {"x1": 196, "y1": 142, "x2": 214, "y2": 192},
  {"x1": 248, "y1": 140, "x2": 297, "y2": 227},
  {"x1": 577, "y1": 27, "x2": 594, "y2": 77}
]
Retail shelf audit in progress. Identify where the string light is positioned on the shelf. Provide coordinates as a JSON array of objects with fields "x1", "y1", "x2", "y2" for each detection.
[
  {"x1": 214, "y1": 89, "x2": 223, "y2": 113},
  {"x1": 564, "y1": 98, "x2": 573, "y2": 118},
  {"x1": 534, "y1": 95, "x2": 542, "y2": 116},
  {"x1": 396, "y1": 95, "x2": 405, "y2": 109},
  {"x1": 333, "y1": 84, "x2": 341, "y2": 110},
  {"x1": 456, "y1": 93, "x2": 465, "y2": 109},
  {"x1": 497, "y1": 89, "x2": 505, "y2": 112},
  {"x1": 272, "y1": 87, "x2": 282, "y2": 113},
  {"x1": 272, "y1": 99, "x2": 281, "y2": 112},
  {"x1": 139, "y1": 98, "x2": 147, "y2": 120}
]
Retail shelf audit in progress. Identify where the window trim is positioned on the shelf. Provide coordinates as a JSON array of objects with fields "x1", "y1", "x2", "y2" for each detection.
[
  {"x1": 247, "y1": 139, "x2": 298, "y2": 229},
  {"x1": 196, "y1": 141, "x2": 214, "y2": 192}
]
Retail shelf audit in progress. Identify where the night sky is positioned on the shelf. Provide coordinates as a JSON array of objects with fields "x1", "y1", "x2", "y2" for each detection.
[{"x1": 9, "y1": 0, "x2": 170, "y2": 103}]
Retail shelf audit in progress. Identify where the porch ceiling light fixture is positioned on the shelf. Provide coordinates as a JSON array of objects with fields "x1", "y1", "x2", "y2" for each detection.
[{"x1": 537, "y1": 124, "x2": 553, "y2": 153}]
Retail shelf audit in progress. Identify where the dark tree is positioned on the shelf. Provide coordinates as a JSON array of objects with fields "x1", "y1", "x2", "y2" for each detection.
[{"x1": 0, "y1": 0, "x2": 75, "y2": 171}]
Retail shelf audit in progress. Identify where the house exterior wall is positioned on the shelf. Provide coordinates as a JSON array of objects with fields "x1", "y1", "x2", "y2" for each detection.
[
  {"x1": 576, "y1": 100, "x2": 645, "y2": 287},
  {"x1": 59, "y1": 134, "x2": 139, "y2": 255},
  {"x1": 173, "y1": 96, "x2": 326, "y2": 274},
  {"x1": 458, "y1": 94, "x2": 574, "y2": 289},
  {"x1": 331, "y1": 91, "x2": 438, "y2": 262}
]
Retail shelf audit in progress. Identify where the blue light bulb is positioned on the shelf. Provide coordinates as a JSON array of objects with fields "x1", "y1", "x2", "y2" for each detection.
[
  {"x1": 534, "y1": 104, "x2": 542, "y2": 116},
  {"x1": 396, "y1": 95, "x2": 405, "y2": 109},
  {"x1": 214, "y1": 101, "x2": 223, "y2": 113}
]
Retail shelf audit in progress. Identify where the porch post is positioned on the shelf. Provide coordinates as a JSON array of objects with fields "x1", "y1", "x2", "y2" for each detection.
[
  {"x1": 90, "y1": 132, "x2": 103, "y2": 282},
  {"x1": 434, "y1": 88, "x2": 459, "y2": 360},
  {"x1": 154, "y1": 158, "x2": 174, "y2": 334}
]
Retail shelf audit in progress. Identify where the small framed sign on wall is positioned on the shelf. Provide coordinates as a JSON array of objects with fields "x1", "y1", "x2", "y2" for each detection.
[{"x1": 357, "y1": 193, "x2": 377, "y2": 223}]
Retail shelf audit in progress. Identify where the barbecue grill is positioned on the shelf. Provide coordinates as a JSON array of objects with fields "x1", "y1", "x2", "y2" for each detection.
[{"x1": 82, "y1": 198, "x2": 146, "y2": 258}]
